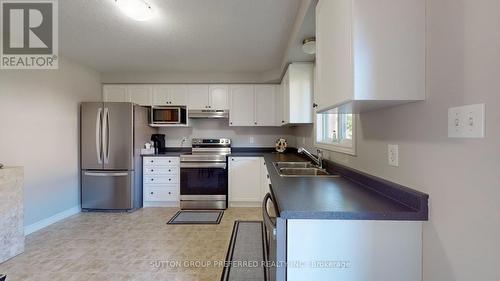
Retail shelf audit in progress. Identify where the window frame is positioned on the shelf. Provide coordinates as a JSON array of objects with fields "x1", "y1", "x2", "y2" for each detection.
[{"x1": 314, "y1": 112, "x2": 357, "y2": 156}]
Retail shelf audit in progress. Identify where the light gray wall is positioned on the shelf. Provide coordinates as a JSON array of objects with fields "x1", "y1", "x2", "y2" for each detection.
[
  {"x1": 294, "y1": 0, "x2": 500, "y2": 280},
  {"x1": 158, "y1": 119, "x2": 295, "y2": 148},
  {"x1": 0, "y1": 58, "x2": 101, "y2": 226}
]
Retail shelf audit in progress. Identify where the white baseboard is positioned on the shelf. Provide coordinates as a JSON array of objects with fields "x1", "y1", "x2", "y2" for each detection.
[{"x1": 24, "y1": 206, "x2": 81, "y2": 235}]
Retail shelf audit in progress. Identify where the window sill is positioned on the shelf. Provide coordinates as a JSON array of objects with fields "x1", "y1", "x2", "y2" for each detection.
[{"x1": 315, "y1": 142, "x2": 356, "y2": 156}]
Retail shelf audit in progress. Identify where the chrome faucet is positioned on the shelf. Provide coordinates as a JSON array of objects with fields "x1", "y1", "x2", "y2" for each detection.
[{"x1": 297, "y1": 147, "x2": 323, "y2": 169}]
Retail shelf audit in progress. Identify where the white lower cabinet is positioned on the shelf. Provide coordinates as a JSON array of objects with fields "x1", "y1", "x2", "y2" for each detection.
[
  {"x1": 228, "y1": 157, "x2": 264, "y2": 206},
  {"x1": 143, "y1": 156, "x2": 180, "y2": 207},
  {"x1": 144, "y1": 185, "x2": 179, "y2": 202},
  {"x1": 286, "y1": 220, "x2": 423, "y2": 281}
]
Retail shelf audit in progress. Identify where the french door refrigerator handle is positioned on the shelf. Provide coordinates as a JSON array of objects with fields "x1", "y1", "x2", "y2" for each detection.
[
  {"x1": 95, "y1": 108, "x2": 103, "y2": 164},
  {"x1": 84, "y1": 172, "x2": 128, "y2": 177},
  {"x1": 102, "y1": 107, "x2": 110, "y2": 164}
]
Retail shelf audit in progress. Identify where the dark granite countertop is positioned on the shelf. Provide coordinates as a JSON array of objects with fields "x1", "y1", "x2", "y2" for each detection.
[
  {"x1": 141, "y1": 152, "x2": 187, "y2": 157},
  {"x1": 143, "y1": 147, "x2": 428, "y2": 220},
  {"x1": 141, "y1": 148, "x2": 191, "y2": 157},
  {"x1": 229, "y1": 150, "x2": 429, "y2": 221}
]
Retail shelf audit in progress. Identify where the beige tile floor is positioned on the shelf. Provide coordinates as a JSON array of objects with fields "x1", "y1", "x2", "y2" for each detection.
[{"x1": 0, "y1": 207, "x2": 262, "y2": 281}]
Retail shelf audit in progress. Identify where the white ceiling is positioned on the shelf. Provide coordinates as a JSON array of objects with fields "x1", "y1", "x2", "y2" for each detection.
[{"x1": 59, "y1": 0, "x2": 303, "y2": 74}]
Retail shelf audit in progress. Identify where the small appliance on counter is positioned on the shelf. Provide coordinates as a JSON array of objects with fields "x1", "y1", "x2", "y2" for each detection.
[{"x1": 151, "y1": 134, "x2": 166, "y2": 154}]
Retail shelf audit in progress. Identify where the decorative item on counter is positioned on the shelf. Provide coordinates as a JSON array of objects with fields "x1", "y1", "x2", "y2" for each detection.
[
  {"x1": 275, "y1": 138, "x2": 288, "y2": 153},
  {"x1": 140, "y1": 142, "x2": 155, "y2": 155},
  {"x1": 0, "y1": 163, "x2": 3, "y2": 169}
]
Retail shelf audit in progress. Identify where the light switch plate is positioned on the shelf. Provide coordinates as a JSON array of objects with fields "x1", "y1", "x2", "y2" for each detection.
[
  {"x1": 448, "y1": 104, "x2": 485, "y2": 138},
  {"x1": 388, "y1": 144, "x2": 399, "y2": 167}
]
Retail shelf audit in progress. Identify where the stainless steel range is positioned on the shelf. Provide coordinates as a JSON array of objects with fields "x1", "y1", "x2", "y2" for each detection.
[{"x1": 180, "y1": 138, "x2": 231, "y2": 209}]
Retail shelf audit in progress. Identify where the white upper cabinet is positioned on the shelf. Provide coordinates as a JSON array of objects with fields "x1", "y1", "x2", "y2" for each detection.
[
  {"x1": 152, "y1": 85, "x2": 188, "y2": 106},
  {"x1": 229, "y1": 85, "x2": 255, "y2": 126},
  {"x1": 279, "y1": 63, "x2": 314, "y2": 125},
  {"x1": 275, "y1": 83, "x2": 284, "y2": 126},
  {"x1": 230, "y1": 85, "x2": 278, "y2": 126},
  {"x1": 254, "y1": 85, "x2": 276, "y2": 126},
  {"x1": 103, "y1": 85, "x2": 130, "y2": 102},
  {"x1": 187, "y1": 85, "x2": 210, "y2": 110},
  {"x1": 128, "y1": 85, "x2": 152, "y2": 106},
  {"x1": 209, "y1": 85, "x2": 229, "y2": 109},
  {"x1": 315, "y1": 0, "x2": 425, "y2": 113},
  {"x1": 103, "y1": 84, "x2": 152, "y2": 106},
  {"x1": 187, "y1": 84, "x2": 229, "y2": 110}
]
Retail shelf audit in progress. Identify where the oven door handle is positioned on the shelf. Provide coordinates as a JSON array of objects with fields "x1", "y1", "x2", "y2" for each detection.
[{"x1": 180, "y1": 162, "x2": 227, "y2": 169}]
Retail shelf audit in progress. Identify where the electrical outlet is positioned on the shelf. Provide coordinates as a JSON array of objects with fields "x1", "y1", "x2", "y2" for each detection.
[
  {"x1": 448, "y1": 107, "x2": 462, "y2": 138},
  {"x1": 249, "y1": 136, "x2": 255, "y2": 144},
  {"x1": 448, "y1": 104, "x2": 485, "y2": 138},
  {"x1": 388, "y1": 144, "x2": 399, "y2": 167}
]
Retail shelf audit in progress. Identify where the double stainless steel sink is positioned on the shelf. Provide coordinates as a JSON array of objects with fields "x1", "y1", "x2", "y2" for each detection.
[{"x1": 273, "y1": 162, "x2": 340, "y2": 178}]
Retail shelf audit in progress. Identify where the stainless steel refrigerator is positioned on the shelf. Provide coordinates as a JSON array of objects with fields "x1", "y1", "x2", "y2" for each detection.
[{"x1": 80, "y1": 102, "x2": 154, "y2": 211}]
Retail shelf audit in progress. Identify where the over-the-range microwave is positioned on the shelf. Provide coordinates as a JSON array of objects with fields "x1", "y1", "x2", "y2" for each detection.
[{"x1": 149, "y1": 106, "x2": 187, "y2": 126}]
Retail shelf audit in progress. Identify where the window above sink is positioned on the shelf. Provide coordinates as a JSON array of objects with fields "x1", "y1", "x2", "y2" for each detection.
[{"x1": 315, "y1": 112, "x2": 356, "y2": 155}]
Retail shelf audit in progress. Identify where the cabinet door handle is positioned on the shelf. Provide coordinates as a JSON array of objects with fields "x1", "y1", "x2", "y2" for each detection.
[
  {"x1": 281, "y1": 120, "x2": 285, "y2": 123},
  {"x1": 168, "y1": 192, "x2": 172, "y2": 195},
  {"x1": 168, "y1": 169, "x2": 171, "y2": 172},
  {"x1": 150, "y1": 169, "x2": 154, "y2": 172},
  {"x1": 254, "y1": 122, "x2": 257, "y2": 125},
  {"x1": 313, "y1": 103, "x2": 318, "y2": 108},
  {"x1": 168, "y1": 178, "x2": 171, "y2": 181},
  {"x1": 150, "y1": 160, "x2": 154, "y2": 163},
  {"x1": 150, "y1": 192, "x2": 154, "y2": 195},
  {"x1": 150, "y1": 178, "x2": 154, "y2": 181}
]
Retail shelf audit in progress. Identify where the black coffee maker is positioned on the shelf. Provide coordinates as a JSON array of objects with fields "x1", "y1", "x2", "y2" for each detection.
[{"x1": 151, "y1": 134, "x2": 166, "y2": 154}]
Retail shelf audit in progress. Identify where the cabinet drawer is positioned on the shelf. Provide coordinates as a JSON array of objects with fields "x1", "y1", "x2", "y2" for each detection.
[
  {"x1": 143, "y1": 157, "x2": 179, "y2": 166},
  {"x1": 143, "y1": 166, "x2": 178, "y2": 175},
  {"x1": 143, "y1": 174, "x2": 179, "y2": 184},
  {"x1": 144, "y1": 185, "x2": 179, "y2": 201}
]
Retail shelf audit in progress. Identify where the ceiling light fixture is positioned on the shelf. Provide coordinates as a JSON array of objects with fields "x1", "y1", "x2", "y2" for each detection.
[
  {"x1": 115, "y1": 0, "x2": 154, "y2": 21},
  {"x1": 302, "y1": 37, "x2": 316, "y2": 55}
]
